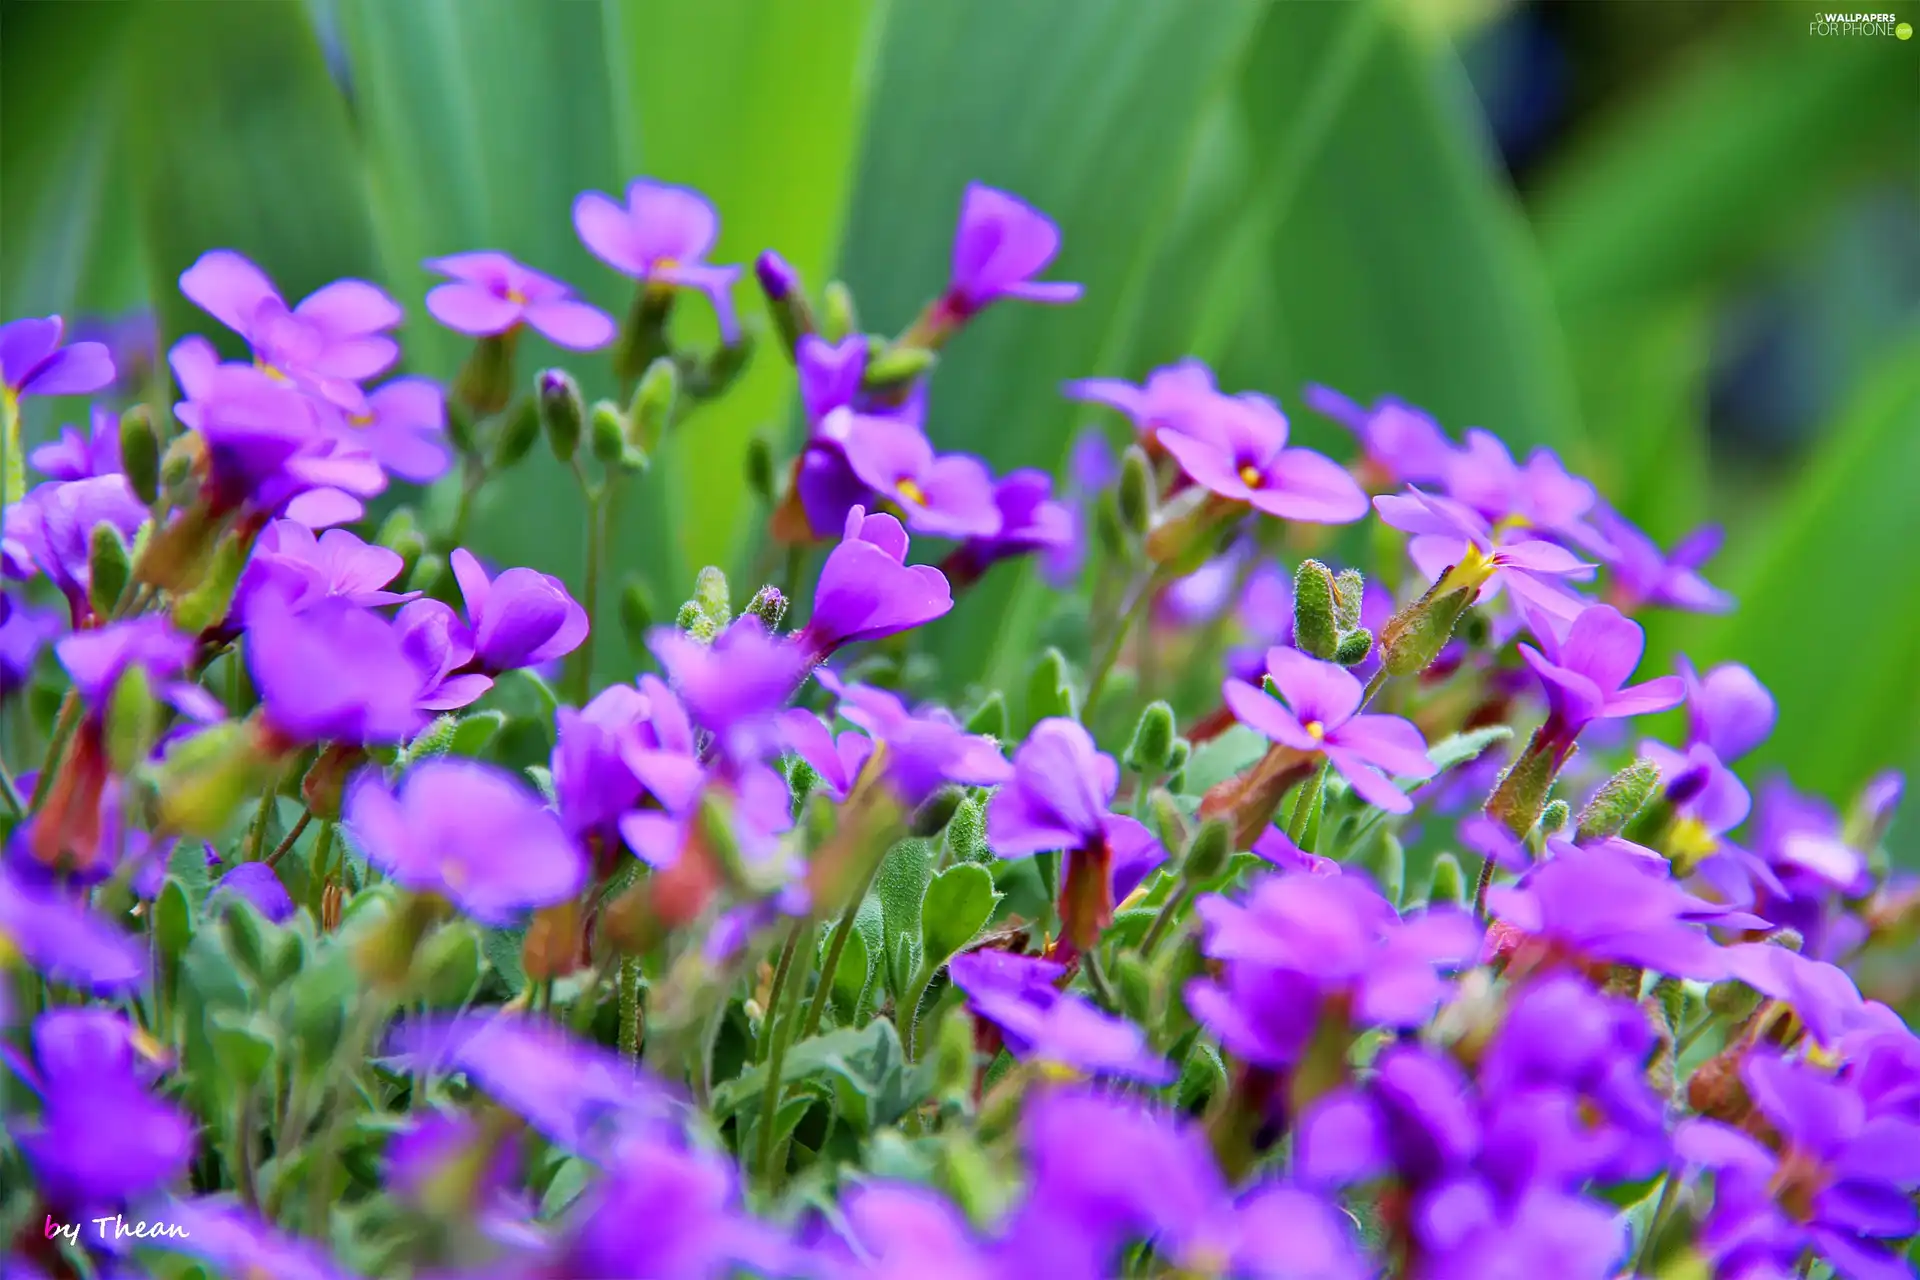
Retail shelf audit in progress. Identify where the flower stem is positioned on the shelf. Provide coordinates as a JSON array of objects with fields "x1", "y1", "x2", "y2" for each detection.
[
  {"x1": 1632, "y1": 1172, "x2": 1680, "y2": 1276},
  {"x1": 616, "y1": 956, "x2": 644, "y2": 1064},
  {"x1": 570, "y1": 464, "x2": 614, "y2": 707},
  {"x1": 801, "y1": 858, "x2": 885, "y2": 1041},
  {"x1": 1084, "y1": 567, "x2": 1166, "y2": 717},
  {"x1": 26, "y1": 690, "x2": 80, "y2": 812},
  {"x1": 1287, "y1": 761, "x2": 1330, "y2": 845},
  {"x1": 1137, "y1": 877, "x2": 1193, "y2": 959},
  {"x1": 1471, "y1": 853, "x2": 1497, "y2": 920},
  {"x1": 755, "y1": 921, "x2": 815, "y2": 1189},
  {"x1": 0, "y1": 755, "x2": 22, "y2": 819},
  {"x1": 1082, "y1": 945, "x2": 1119, "y2": 1011},
  {"x1": 263, "y1": 809, "x2": 312, "y2": 868}
]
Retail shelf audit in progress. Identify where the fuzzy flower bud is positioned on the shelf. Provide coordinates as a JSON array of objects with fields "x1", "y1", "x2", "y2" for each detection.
[
  {"x1": 1292, "y1": 559, "x2": 1339, "y2": 659},
  {"x1": 1378, "y1": 577, "x2": 1476, "y2": 676},
  {"x1": 1117, "y1": 444, "x2": 1154, "y2": 537},
  {"x1": 822, "y1": 280, "x2": 858, "y2": 343},
  {"x1": 1125, "y1": 700, "x2": 1177, "y2": 775},
  {"x1": 744, "y1": 435, "x2": 776, "y2": 504},
  {"x1": 1332, "y1": 568, "x2": 1365, "y2": 631},
  {"x1": 1331, "y1": 629, "x2": 1373, "y2": 667},
  {"x1": 118, "y1": 404, "x2": 160, "y2": 505},
  {"x1": 536, "y1": 368, "x2": 584, "y2": 463},
  {"x1": 1575, "y1": 757, "x2": 1663, "y2": 842},
  {"x1": 87, "y1": 522, "x2": 133, "y2": 620},
  {"x1": 743, "y1": 584, "x2": 787, "y2": 632},
  {"x1": 490, "y1": 395, "x2": 541, "y2": 470},
  {"x1": 628, "y1": 356, "x2": 678, "y2": 457},
  {"x1": 755, "y1": 249, "x2": 815, "y2": 353},
  {"x1": 1182, "y1": 816, "x2": 1231, "y2": 882},
  {"x1": 1426, "y1": 851, "x2": 1467, "y2": 906}
]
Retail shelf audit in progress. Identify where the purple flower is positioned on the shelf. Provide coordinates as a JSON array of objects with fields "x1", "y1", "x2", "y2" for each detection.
[
  {"x1": 233, "y1": 519, "x2": 417, "y2": 625},
  {"x1": 1223, "y1": 646, "x2": 1437, "y2": 813},
  {"x1": 1374, "y1": 486, "x2": 1592, "y2": 623},
  {"x1": 54, "y1": 615, "x2": 195, "y2": 709},
  {"x1": 1595, "y1": 506, "x2": 1731, "y2": 615},
  {"x1": 5, "y1": 476, "x2": 147, "y2": 621},
  {"x1": 948, "y1": 950, "x2": 1172, "y2": 1084},
  {"x1": 941, "y1": 183, "x2": 1081, "y2": 320},
  {"x1": 1158, "y1": 393, "x2": 1369, "y2": 524},
  {"x1": 1413, "y1": 1179, "x2": 1626, "y2": 1280},
  {"x1": 137, "y1": 1200, "x2": 352, "y2": 1280},
  {"x1": 1186, "y1": 872, "x2": 1479, "y2": 1066},
  {"x1": 30, "y1": 405, "x2": 122, "y2": 481},
  {"x1": 0, "y1": 597, "x2": 61, "y2": 700},
  {"x1": 797, "y1": 334, "x2": 869, "y2": 423},
  {"x1": 425, "y1": 251, "x2": 616, "y2": 350},
  {"x1": 814, "y1": 670, "x2": 1010, "y2": 806},
  {"x1": 1680, "y1": 658, "x2": 1776, "y2": 762},
  {"x1": 394, "y1": 598, "x2": 492, "y2": 713},
  {"x1": 1296, "y1": 1044, "x2": 1479, "y2": 1190},
  {"x1": 796, "y1": 507, "x2": 953, "y2": 664},
  {"x1": 1443, "y1": 429, "x2": 1606, "y2": 553},
  {"x1": 331, "y1": 376, "x2": 451, "y2": 484},
  {"x1": 815, "y1": 409, "x2": 1001, "y2": 539},
  {"x1": 572, "y1": 178, "x2": 742, "y2": 340},
  {"x1": 778, "y1": 707, "x2": 875, "y2": 802},
  {"x1": 814, "y1": 1182, "x2": 1002, "y2": 1280},
  {"x1": 179, "y1": 250, "x2": 402, "y2": 413},
  {"x1": 552, "y1": 684, "x2": 651, "y2": 842},
  {"x1": 345, "y1": 759, "x2": 585, "y2": 924},
  {"x1": 6, "y1": 1010, "x2": 193, "y2": 1207},
  {"x1": 1719, "y1": 943, "x2": 1889, "y2": 1052},
  {"x1": 448, "y1": 548, "x2": 588, "y2": 674},
  {"x1": 0, "y1": 315, "x2": 115, "y2": 399},
  {"x1": 0, "y1": 863, "x2": 148, "y2": 994},
  {"x1": 945, "y1": 469, "x2": 1074, "y2": 584},
  {"x1": 1485, "y1": 844, "x2": 1730, "y2": 978},
  {"x1": 1516, "y1": 602, "x2": 1683, "y2": 745},
  {"x1": 1062, "y1": 358, "x2": 1220, "y2": 449},
  {"x1": 1302, "y1": 384, "x2": 1454, "y2": 486},
  {"x1": 650, "y1": 617, "x2": 807, "y2": 764},
  {"x1": 1680, "y1": 1054, "x2": 1920, "y2": 1280},
  {"x1": 209, "y1": 862, "x2": 296, "y2": 924},
  {"x1": 248, "y1": 598, "x2": 427, "y2": 746},
  {"x1": 1039, "y1": 427, "x2": 1119, "y2": 586},
  {"x1": 618, "y1": 762, "x2": 795, "y2": 889}
]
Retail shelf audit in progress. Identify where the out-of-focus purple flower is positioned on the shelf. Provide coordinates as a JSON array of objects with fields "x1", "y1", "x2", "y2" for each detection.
[
  {"x1": 939, "y1": 183, "x2": 1081, "y2": 322},
  {"x1": 778, "y1": 707, "x2": 875, "y2": 802},
  {"x1": 1223, "y1": 646, "x2": 1437, "y2": 813},
  {"x1": 0, "y1": 596, "x2": 61, "y2": 700},
  {"x1": 179, "y1": 250, "x2": 401, "y2": 413},
  {"x1": 331, "y1": 376, "x2": 451, "y2": 485},
  {"x1": 1303, "y1": 384, "x2": 1454, "y2": 487},
  {"x1": 796, "y1": 507, "x2": 952, "y2": 664},
  {"x1": 945, "y1": 469, "x2": 1073, "y2": 585},
  {"x1": 68, "y1": 310, "x2": 157, "y2": 392},
  {"x1": 1250, "y1": 826, "x2": 1339, "y2": 876},
  {"x1": 1516, "y1": 602, "x2": 1683, "y2": 745},
  {"x1": 815, "y1": 670, "x2": 1010, "y2": 807},
  {"x1": 1158, "y1": 393, "x2": 1369, "y2": 525},
  {"x1": 1486, "y1": 844, "x2": 1729, "y2": 978},
  {"x1": 54, "y1": 615, "x2": 195, "y2": 710},
  {"x1": 1679, "y1": 1053, "x2": 1920, "y2": 1280},
  {"x1": 797, "y1": 334, "x2": 868, "y2": 423},
  {"x1": 424, "y1": 251, "x2": 616, "y2": 350},
  {"x1": 6, "y1": 476, "x2": 147, "y2": 621},
  {"x1": 573, "y1": 178, "x2": 742, "y2": 341},
  {"x1": 1374, "y1": 486, "x2": 1592, "y2": 624},
  {"x1": 1739, "y1": 781, "x2": 1875, "y2": 958},
  {"x1": 140, "y1": 1199, "x2": 353, "y2": 1280},
  {"x1": 30, "y1": 405, "x2": 121, "y2": 481},
  {"x1": 1594, "y1": 506, "x2": 1730, "y2": 615},
  {"x1": 949, "y1": 949, "x2": 1171, "y2": 1084},
  {"x1": 233, "y1": 519, "x2": 417, "y2": 625},
  {"x1": 1413, "y1": 1179, "x2": 1626, "y2": 1280},
  {"x1": 650, "y1": 617, "x2": 806, "y2": 764},
  {"x1": 1186, "y1": 872, "x2": 1479, "y2": 1067},
  {"x1": 1, "y1": 314, "x2": 114, "y2": 430},
  {"x1": 815, "y1": 409, "x2": 1000, "y2": 539},
  {"x1": 814, "y1": 1182, "x2": 1002, "y2": 1280},
  {"x1": 1443, "y1": 429, "x2": 1607, "y2": 554},
  {"x1": 394, "y1": 598, "x2": 492, "y2": 713},
  {"x1": 1680, "y1": 659, "x2": 1776, "y2": 762},
  {"x1": 1063, "y1": 358, "x2": 1220, "y2": 449},
  {"x1": 6, "y1": 1009, "x2": 193, "y2": 1207},
  {"x1": 0, "y1": 863, "x2": 148, "y2": 994},
  {"x1": 1296, "y1": 1043, "x2": 1479, "y2": 1190},
  {"x1": 447, "y1": 548, "x2": 588, "y2": 674},
  {"x1": 552, "y1": 684, "x2": 650, "y2": 842},
  {"x1": 345, "y1": 759, "x2": 585, "y2": 924},
  {"x1": 1719, "y1": 943, "x2": 1890, "y2": 1052},
  {"x1": 209, "y1": 862, "x2": 296, "y2": 924},
  {"x1": 618, "y1": 762, "x2": 795, "y2": 892},
  {"x1": 248, "y1": 598, "x2": 427, "y2": 746},
  {"x1": 1040, "y1": 427, "x2": 1119, "y2": 586}
]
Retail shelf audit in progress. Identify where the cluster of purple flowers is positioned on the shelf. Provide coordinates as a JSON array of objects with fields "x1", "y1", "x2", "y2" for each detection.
[{"x1": 0, "y1": 164, "x2": 1913, "y2": 1280}]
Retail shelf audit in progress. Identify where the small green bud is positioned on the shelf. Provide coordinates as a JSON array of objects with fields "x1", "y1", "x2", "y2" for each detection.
[
  {"x1": 1182, "y1": 817, "x2": 1232, "y2": 882},
  {"x1": 1332, "y1": 568, "x2": 1365, "y2": 631},
  {"x1": 1332, "y1": 629, "x2": 1374, "y2": 667},
  {"x1": 1379, "y1": 580, "x2": 1476, "y2": 676},
  {"x1": 452, "y1": 333, "x2": 518, "y2": 417},
  {"x1": 692, "y1": 567, "x2": 731, "y2": 627},
  {"x1": 87, "y1": 521, "x2": 133, "y2": 620},
  {"x1": 698, "y1": 335, "x2": 753, "y2": 400},
  {"x1": 754, "y1": 250, "x2": 816, "y2": 353},
  {"x1": 170, "y1": 530, "x2": 250, "y2": 634},
  {"x1": 1125, "y1": 701, "x2": 1176, "y2": 775},
  {"x1": 864, "y1": 344, "x2": 937, "y2": 390},
  {"x1": 1574, "y1": 757, "x2": 1663, "y2": 843},
  {"x1": 1426, "y1": 852, "x2": 1467, "y2": 906},
  {"x1": 1116, "y1": 444, "x2": 1153, "y2": 536},
  {"x1": 1706, "y1": 976, "x2": 1763, "y2": 1020},
  {"x1": 743, "y1": 584, "x2": 787, "y2": 632},
  {"x1": 409, "y1": 551, "x2": 448, "y2": 598},
  {"x1": 1292, "y1": 559, "x2": 1339, "y2": 659},
  {"x1": 745, "y1": 436, "x2": 777, "y2": 504},
  {"x1": 412, "y1": 920, "x2": 485, "y2": 1006},
  {"x1": 1148, "y1": 788, "x2": 1189, "y2": 858},
  {"x1": 1371, "y1": 833, "x2": 1406, "y2": 907},
  {"x1": 963, "y1": 691, "x2": 1009, "y2": 742},
  {"x1": 1092, "y1": 491, "x2": 1128, "y2": 562},
  {"x1": 910, "y1": 786, "x2": 965, "y2": 838},
  {"x1": 443, "y1": 399, "x2": 478, "y2": 455},
  {"x1": 1652, "y1": 975, "x2": 1689, "y2": 1036},
  {"x1": 1540, "y1": 799, "x2": 1571, "y2": 837},
  {"x1": 942, "y1": 795, "x2": 989, "y2": 864},
  {"x1": 619, "y1": 578, "x2": 654, "y2": 649},
  {"x1": 535, "y1": 368, "x2": 584, "y2": 463},
  {"x1": 1164, "y1": 738, "x2": 1191, "y2": 776},
  {"x1": 674, "y1": 600, "x2": 717, "y2": 642},
  {"x1": 821, "y1": 281, "x2": 858, "y2": 343},
  {"x1": 1486, "y1": 728, "x2": 1572, "y2": 838},
  {"x1": 105, "y1": 665, "x2": 160, "y2": 774},
  {"x1": 160, "y1": 435, "x2": 196, "y2": 491},
  {"x1": 1026, "y1": 648, "x2": 1075, "y2": 725},
  {"x1": 401, "y1": 715, "x2": 460, "y2": 769},
  {"x1": 590, "y1": 401, "x2": 628, "y2": 467},
  {"x1": 628, "y1": 357, "x2": 679, "y2": 457},
  {"x1": 373, "y1": 507, "x2": 426, "y2": 582},
  {"x1": 218, "y1": 899, "x2": 274, "y2": 985},
  {"x1": 490, "y1": 395, "x2": 541, "y2": 470},
  {"x1": 118, "y1": 405, "x2": 161, "y2": 504}
]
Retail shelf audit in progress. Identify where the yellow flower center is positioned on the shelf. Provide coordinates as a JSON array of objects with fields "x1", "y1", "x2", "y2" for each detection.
[
  {"x1": 1433, "y1": 542, "x2": 1498, "y2": 597},
  {"x1": 1036, "y1": 1060, "x2": 1086, "y2": 1084},
  {"x1": 506, "y1": 287, "x2": 527, "y2": 305},
  {"x1": 1666, "y1": 817, "x2": 1720, "y2": 875},
  {"x1": 895, "y1": 477, "x2": 927, "y2": 506},
  {"x1": 1493, "y1": 514, "x2": 1533, "y2": 537},
  {"x1": 1305, "y1": 720, "x2": 1326, "y2": 741},
  {"x1": 1237, "y1": 463, "x2": 1264, "y2": 489}
]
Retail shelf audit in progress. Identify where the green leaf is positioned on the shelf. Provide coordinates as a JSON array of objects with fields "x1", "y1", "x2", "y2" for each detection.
[
  {"x1": 873, "y1": 837, "x2": 936, "y2": 987},
  {"x1": 918, "y1": 864, "x2": 1000, "y2": 969},
  {"x1": 1426, "y1": 725, "x2": 1514, "y2": 774},
  {"x1": 827, "y1": 922, "x2": 873, "y2": 1024},
  {"x1": 1181, "y1": 725, "x2": 1271, "y2": 798},
  {"x1": 154, "y1": 878, "x2": 196, "y2": 961},
  {"x1": 713, "y1": 1018, "x2": 923, "y2": 1133},
  {"x1": 449, "y1": 710, "x2": 508, "y2": 759},
  {"x1": 208, "y1": 1012, "x2": 276, "y2": 1089},
  {"x1": 482, "y1": 924, "x2": 530, "y2": 996}
]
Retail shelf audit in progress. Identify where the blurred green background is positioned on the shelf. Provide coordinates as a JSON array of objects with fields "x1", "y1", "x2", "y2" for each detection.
[{"x1": 3, "y1": 0, "x2": 1916, "y2": 850}]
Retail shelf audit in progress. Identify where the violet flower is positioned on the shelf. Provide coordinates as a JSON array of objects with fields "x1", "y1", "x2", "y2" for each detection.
[
  {"x1": 940, "y1": 183, "x2": 1081, "y2": 322},
  {"x1": 54, "y1": 615, "x2": 197, "y2": 712},
  {"x1": 815, "y1": 408, "x2": 1001, "y2": 539},
  {"x1": 448, "y1": 548, "x2": 589, "y2": 674},
  {"x1": 330, "y1": 376, "x2": 452, "y2": 485},
  {"x1": 551, "y1": 684, "x2": 652, "y2": 843},
  {"x1": 1373, "y1": 486, "x2": 1592, "y2": 624},
  {"x1": 1302, "y1": 383, "x2": 1454, "y2": 487},
  {"x1": 1443, "y1": 428, "x2": 1608, "y2": 554},
  {"x1": 137, "y1": 1199, "x2": 353, "y2": 1280},
  {"x1": 572, "y1": 178, "x2": 742, "y2": 340},
  {"x1": 233, "y1": 519, "x2": 418, "y2": 625},
  {"x1": 209, "y1": 862, "x2": 296, "y2": 924},
  {"x1": 0, "y1": 596, "x2": 61, "y2": 700},
  {"x1": 248, "y1": 598, "x2": 428, "y2": 746},
  {"x1": 344, "y1": 759, "x2": 586, "y2": 924},
  {"x1": 1040, "y1": 427, "x2": 1118, "y2": 586},
  {"x1": 1594, "y1": 505, "x2": 1731, "y2": 615},
  {"x1": 1158, "y1": 392, "x2": 1370, "y2": 524},
  {"x1": 1223, "y1": 646, "x2": 1437, "y2": 813},
  {"x1": 778, "y1": 707, "x2": 874, "y2": 803},
  {"x1": 425, "y1": 251, "x2": 615, "y2": 350},
  {"x1": 814, "y1": 670, "x2": 1010, "y2": 806},
  {"x1": 945, "y1": 469, "x2": 1074, "y2": 585},
  {"x1": 0, "y1": 863, "x2": 149, "y2": 994},
  {"x1": 815, "y1": 1182, "x2": 1003, "y2": 1280},
  {"x1": 650, "y1": 616, "x2": 807, "y2": 764},
  {"x1": 948, "y1": 949, "x2": 1172, "y2": 1084},
  {"x1": 797, "y1": 334, "x2": 869, "y2": 423},
  {"x1": 394, "y1": 598, "x2": 493, "y2": 713},
  {"x1": 5, "y1": 476, "x2": 147, "y2": 621},
  {"x1": 179, "y1": 250, "x2": 402, "y2": 413},
  {"x1": 795, "y1": 507, "x2": 953, "y2": 664},
  {"x1": 1517, "y1": 602, "x2": 1684, "y2": 746},
  {"x1": 1413, "y1": 1179, "x2": 1626, "y2": 1280},
  {"x1": 0, "y1": 315, "x2": 115, "y2": 400},
  {"x1": 618, "y1": 762, "x2": 795, "y2": 887},
  {"x1": 29, "y1": 405, "x2": 121, "y2": 481},
  {"x1": 1484, "y1": 844, "x2": 1730, "y2": 979},
  {"x1": 1062, "y1": 357, "x2": 1220, "y2": 449}
]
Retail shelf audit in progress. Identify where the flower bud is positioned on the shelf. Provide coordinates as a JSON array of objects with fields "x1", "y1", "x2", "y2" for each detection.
[
  {"x1": 1292, "y1": 559, "x2": 1339, "y2": 659},
  {"x1": 612, "y1": 285, "x2": 674, "y2": 388},
  {"x1": 453, "y1": 332, "x2": 519, "y2": 417},
  {"x1": 1164, "y1": 738, "x2": 1191, "y2": 792},
  {"x1": 1485, "y1": 727, "x2": 1573, "y2": 838},
  {"x1": 1116, "y1": 445, "x2": 1154, "y2": 536},
  {"x1": 118, "y1": 405, "x2": 161, "y2": 504},
  {"x1": 628, "y1": 357, "x2": 679, "y2": 457},
  {"x1": 1182, "y1": 817, "x2": 1232, "y2": 882},
  {"x1": 444, "y1": 399, "x2": 478, "y2": 456},
  {"x1": 490, "y1": 395, "x2": 541, "y2": 470},
  {"x1": 1092, "y1": 491, "x2": 1129, "y2": 562},
  {"x1": 674, "y1": 600, "x2": 716, "y2": 642},
  {"x1": 1369, "y1": 833, "x2": 1406, "y2": 907},
  {"x1": 218, "y1": 898, "x2": 287, "y2": 988},
  {"x1": 743, "y1": 584, "x2": 787, "y2": 632},
  {"x1": 1125, "y1": 701, "x2": 1176, "y2": 775},
  {"x1": 414, "y1": 920, "x2": 485, "y2": 1005},
  {"x1": 155, "y1": 723, "x2": 274, "y2": 837},
  {"x1": 170, "y1": 527, "x2": 250, "y2": 634},
  {"x1": 822, "y1": 281, "x2": 858, "y2": 343},
  {"x1": 1332, "y1": 569, "x2": 1365, "y2": 631},
  {"x1": 400, "y1": 716, "x2": 460, "y2": 770},
  {"x1": 692, "y1": 566, "x2": 731, "y2": 626},
  {"x1": 374, "y1": 507, "x2": 426, "y2": 583},
  {"x1": 964, "y1": 690, "x2": 1009, "y2": 741},
  {"x1": 910, "y1": 786, "x2": 964, "y2": 838},
  {"x1": 589, "y1": 400, "x2": 627, "y2": 468},
  {"x1": 106, "y1": 665, "x2": 160, "y2": 774},
  {"x1": 521, "y1": 900, "x2": 582, "y2": 984},
  {"x1": 1378, "y1": 578, "x2": 1475, "y2": 676},
  {"x1": 87, "y1": 521, "x2": 133, "y2": 620},
  {"x1": 744, "y1": 436, "x2": 777, "y2": 505},
  {"x1": 1426, "y1": 852, "x2": 1467, "y2": 906},
  {"x1": 1148, "y1": 787, "x2": 1189, "y2": 859},
  {"x1": 409, "y1": 551, "x2": 448, "y2": 598},
  {"x1": 755, "y1": 250, "x2": 816, "y2": 354},
  {"x1": 1540, "y1": 799, "x2": 1571, "y2": 837},
  {"x1": 618, "y1": 577, "x2": 653, "y2": 651},
  {"x1": 1574, "y1": 757, "x2": 1662, "y2": 843},
  {"x1": 536, "y1": 368, "x2": 584, "y2": 463},
  {"x1": 942, "y1": 795, "x2": 989, "y2": 865},
  {"x1": 1027, "y1": 648, "x2": 1076, "y2": 724},
  {"x1": 864, "y1": 345, "x2": 937, "y2": 391},
  {"x1": 1331, "y1": 629, "x2": 1373, "y2": 667}
]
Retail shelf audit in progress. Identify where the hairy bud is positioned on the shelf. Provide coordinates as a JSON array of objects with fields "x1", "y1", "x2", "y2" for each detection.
[
  {"x1": 535, "y1": 368, "x2": 584, "y2": 463},
  {"x1": 118, "y1": 405, "x2": 161, "y2": 504},
  {"x1": 1574, "y1": 758, "x2": 1663, "y2": 842},
  {"x1": 1292, "y1": 560, "x2": 1339, "y2": 659},
  {"x1": 1117, "y1": 445, "x2": 1154, "y2": 537},
  {"x1": 1332, "y1": 629, "x2": 1374, "y2": 667},
  {"x1": 1378, "y1": 578, "x2": 1476, "y2": 677},
  {"x1": 1125, "y1": 701, "x2": 1177, "y2": 775}
]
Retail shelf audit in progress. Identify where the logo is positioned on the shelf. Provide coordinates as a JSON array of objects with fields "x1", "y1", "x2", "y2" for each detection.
[
  {"x1": 1810, "y1": 11, "x2": 1909, "y2": 34},
  {"x1": 1899, "y1": 20, "x2": 1914, "y2": 36}
]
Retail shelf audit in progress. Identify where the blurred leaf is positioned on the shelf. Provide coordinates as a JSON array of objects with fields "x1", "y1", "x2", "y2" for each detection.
[
  {"x1": 1692, "y1": 328, "x2": 1920, "y2": 810},
  {"x1": 124, "y1": 0, "x2": 380, "y2": 354}
]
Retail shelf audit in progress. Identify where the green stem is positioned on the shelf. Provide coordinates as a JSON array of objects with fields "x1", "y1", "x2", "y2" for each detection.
[
  {"x1": 446, "y1": 457, "x2": 485, "y2": 550},
  {"x1": 1286, "y1": 761, "x2": 1330, "y2": 845},
  {"x1": 616, "y1": 956, "x2": 643, "y2": 1063},
  {"x1": 263, "y1": 809, "x2": 312, "y2": 868},
  {"x1": 1137, "y1": 877, "x2": 1193, "y2": 958},
  {"x1": 1471, "y1": 852, "x2": 1497, "y2": 919},
  {"x1": 754, "y1": 922, "x2": 815, "y2": 1189},
  {"x1": 1357, "y1": 666, "x2": 1389, "y2": 711},
  {"x1": 571, "y1": 467, "x2": 615, "y2": 706},
  {"x1": 755, "y1": 926, "x2": 803, "y2": 1064},
  {"x1": 0, "y1": 754, "x2": 22, "y2": 819},
  {"x1": 244, "y1": 775, "x2": 279, "y2": 861},
  {"x1": 568, "y1": 948, "x2": 620, "y2": 1035},
  {"x1": 2, "y1": 390, "x2": 22, "y2": 509},
  {"x1": 895, "y1": 963, "x2": 936, "y2": 1058},
  {"x1": 800, "y1": 859, "x2": 885, "y2": 1040},
  {"x1": 1081, "y1": 945, "x2": 1119, "y2": 1011},
  {"x1": 27, "y1": 690, "x2": 81, "y2": 811},
  {"x1": 1084, "y1": 568, "x2": 1163, "y2": 716},
  {"x1": 232, "y1": 1088, "x2": 260, "y2": 1211},
  {"x1": 1633, "y1": 1173, "x2": 1680, "y2": 1276}
]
